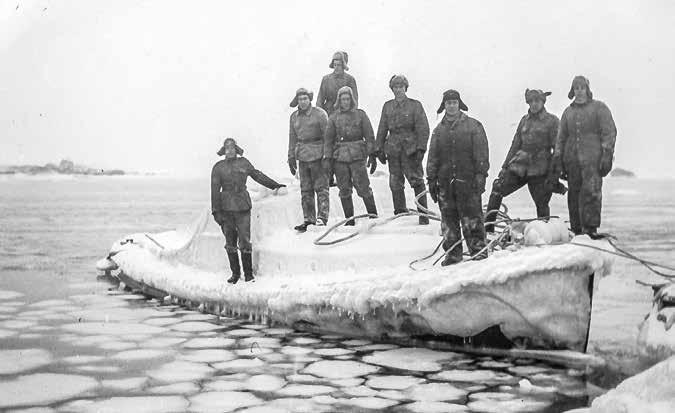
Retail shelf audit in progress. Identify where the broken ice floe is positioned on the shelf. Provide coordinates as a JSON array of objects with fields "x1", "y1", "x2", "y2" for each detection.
[
  {"x1": 303, "y1": 360, "x2": 380, "y2": 379},
  {"x1": 147, "y1": 382, "x2": 200, "y2": 395},
  {"x1": 189, "y1": 391, "x2": 263, "y2": 413},
  {"x1": 313, "y1": 348, "x2": 355, "y2": 356},
  {"x1": 405, "y1": 383, "x2": 468, "y2": 402},
  {"x1": 148, "y1": 360, "x2": 214, "y2": 382},
  {"x1": 180, "y1": 349, "x2": 236, "y2": 363},
  {"x1": 429, "y1": 369, "x2": 516, "y2": 384},
  {"x1": 61, "y1": 396, "x2": 189, "y2": 413},
  {"x1": 0, "y1": 373, "x2": 98, "y2": 408},
  {"x1": 182, "y1": 337, "x2": 236, "y2": 348},
  {"x1": 366, "y1": 375, "x2": 425, "y2": 390},
  {"x1": 62, "y1": 322, "x2": 166, "y2": 335},
  {"x1": 277, "y1": 384, "x2": 335, "y2": 396},
  {"x1": 404, "y1": 401, "x2": 469, "y2": 412},
  {"x1": 101, "y1": 377, "x2": 148, "y2": 391},
  {"x1": 0, "y1": 348, "x2": 53, "y2": 374},
  {"x1": 169, "y1": 321, "x2": 223, "y2": 332},
  {"x1": 343, "y1": 396, "x2": 399, "y2": 409},
  {"x1": 0, "y1": 290, "x2": 24, "y2": 300},
  {"x1": 112, "y1": 349, "x2": 172, "y2": 360},
  {"x1": 363, "y1": 348, "x2": 457, "y2": 372},
  {"x1": 212, "y1": 357, "x2": 265, "y2": 371}
]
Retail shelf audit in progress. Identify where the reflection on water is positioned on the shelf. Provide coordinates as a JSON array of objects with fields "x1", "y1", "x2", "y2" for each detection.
[{"x1": 1, "y1": 176, "x2": 673, "y2": 412}]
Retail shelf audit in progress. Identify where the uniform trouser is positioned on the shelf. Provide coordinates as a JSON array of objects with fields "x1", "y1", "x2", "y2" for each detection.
[
  {"x1": 489, "y1": 172, "x2": 552, "y2": 219},
  {"x1": 439, "y1": 180, "x2": 486, "y2": 261},
  {"x1": 566, "y1": 162, "x2": 603, "y2": 234},
  {"x1": 220, "y1": 210, "x2": 251, "y2": 253},
  {"x1": 387, "y1": 151, "x2": 426, "y2": 213},
  {"x1": 298, "y1": 159, "x2": 329, "y2": 223},
  {"x1": 334, "y1": 159, "x2": 374, "y2": 200}
]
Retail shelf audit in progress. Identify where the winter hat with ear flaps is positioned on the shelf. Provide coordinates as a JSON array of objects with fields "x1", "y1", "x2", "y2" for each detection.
[
  {"x1": 217, "y1": 138, "x2": 244, "y2": 156},
  {"x1": 389, "y1": 74, "x2": 409, "y2": 90},
  {"x1": 568, "y1": 75, "x2": 593, "y2": 100},
  {"x1": 436, "y1": 89, "x2": 468, "y2": 114},
  {"x1": 329, "y1": 51, "x2": 349, "y2": 70},
  {"x1": 525, "y1": 89, "x2": 552, "y2": 103},
  {"x1": 333, "y1": 86, "x2": 357, "y2": 110},
  {"x1": 289, "y1": 88, "x2": 314, "y2": 108}
]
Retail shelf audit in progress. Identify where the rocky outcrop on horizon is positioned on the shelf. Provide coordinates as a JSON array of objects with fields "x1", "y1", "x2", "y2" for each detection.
[{"x1": 1, "y1": 159, "x2": 125, "y2": 176}]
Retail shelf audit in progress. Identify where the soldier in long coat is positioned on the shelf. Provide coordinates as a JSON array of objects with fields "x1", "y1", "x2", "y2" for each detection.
[
  {"x1": 211, "y1": 139, "x2": 285, "y2": 283},
  {"x1": 324, "y1": 86, "x2": 378, "y2": 225},
  {"x1": 375, "y1": 75, "x2": 431, "y2": 224},
  {"x1": 316, "y1": 51, "x2": 358, "y2": 117},
  {"x1": 552, "y1": 75, "x2": 617, "y2": 238},
  {"x1": 288, "y1": 88, "x2": 330, "y2": 232},
  {"x1": 426, "y1": 90, "x2": 489, "y2": 266},
  {"x1": 485, "y1": 89, "x2": 565, "y2": 232}
]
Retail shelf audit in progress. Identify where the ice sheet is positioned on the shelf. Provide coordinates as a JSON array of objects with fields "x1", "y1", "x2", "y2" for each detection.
[
  {"x1": 363, "y1": 348, "x2": 458, "y2": 372},
  {"x1": 0, "y1": 348, "x2": 53, "y2": 374},
  {"x1": 366, "y1": 375, "x2": 425, "y2": 390},
  {"x1": 62, "y1": 396, "x2": 188, "y2": 413},
  {"x1": 302, "y1": 360, "x2": 380, "y2": 379},
  {"x1": 188, "y1": 391, "x2": 263, "y2": 413},
  {"x1": 0, "y1": 373, "x2": 98, "y2": 408}
]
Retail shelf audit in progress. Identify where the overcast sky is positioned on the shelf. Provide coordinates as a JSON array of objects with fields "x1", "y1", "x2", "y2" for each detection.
[{"x1": 1, "y1": 0, "x2": 674, "y2": 178}]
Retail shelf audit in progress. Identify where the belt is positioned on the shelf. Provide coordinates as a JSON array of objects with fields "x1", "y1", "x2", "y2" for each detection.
[{"x1": 337, "y1": 136, "x2": 365, "y2": 143}]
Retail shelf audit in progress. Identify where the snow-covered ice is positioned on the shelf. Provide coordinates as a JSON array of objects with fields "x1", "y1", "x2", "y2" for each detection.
[
  {"x1": 0, "y1": 290, "x2": 24, "y2": 300},
  {"x1": 0, "y1": 373, "x2": 98, "y2": 408},
  {"x1": 148, "y1": 360, "x2": 214, "y2": 382},
  {"x1": 61, "y1": 355, "x2": 105, "y2": 364},
  {"x1": 101, "y1": 377, "x2": 148, "y2": 391},
  {"x1": 142, "y1": 337, "x2": 186, "y2": 348},
  {"x1": 405, "y1": 401, "x2": 469, "y2": 412},
  {"x1": 169, "y1": 321, "x2": 223, "y2": 332},
  {"x1": 277, "y1": 384, "x2": 335, "y2": 396},
  {"x1": 212, "y1": 357, "x2": 265, "y2": 371},
  {"x1": 313, "y1": 348, "x2": 354, "y2": 356},
  {"x1": 302, "y1": 360, "x2": 380, "y2": 378},
  {"x1": 430, "y1": 369, "x2": 516, "y2": 383},
  {"x1": 366, "y1": 375, "x2": 425, "y2": 390},
  {"x1": 147, "y1": 382, "x2": 200, "y2": 395},
  {"x1": 343, "y1": 396, "x2": 399, "y2": 409},
  {"x1": 62, "y1": 322, "x2": 166, "y2": 335},
  {"x1": 405, "y1": 383, "x2": 468, "y2": 402},
  {"x1": 280, "y1": 346, "x2": 313, "y2": 356},
  {"x1": 204, "y1": 380, "x2": 247, "y2": 391},
  {"x1": 112, "y1": 349, "x2": 172, "y2": 360},
  {"x1": 180, "y1": 349, "x2": 235, "y2": 362},
  {"x1": 0, "y1": 348, "x2": 53, "y2": 374},
  {"x1": 342, "y1": 385, "x2": 379, "y2": 397},
  {"x1": 467, "y1": 399, "x2": 552, "y2": 412},
  {"x1": 182, "y1": 337, "x2": 236, "y2": 348}
]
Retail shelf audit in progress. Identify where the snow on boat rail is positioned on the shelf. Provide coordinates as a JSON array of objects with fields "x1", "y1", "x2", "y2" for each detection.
[{"x1": 100, "y1": 178, "x2": 614, "y2": 364}]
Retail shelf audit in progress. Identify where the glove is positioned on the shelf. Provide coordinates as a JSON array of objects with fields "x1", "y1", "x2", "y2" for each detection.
[
  {"x1": 413, "y1": 149, "x2": 425, "y2": 163},
  {"x1": 367, "y1": 154, "x2": 377, "y2": 175},
  {"x1": 475, "y1": 174, "x2": 486, "y2": 194},
  {"x1": 288, "y1": 158, "x2": 297, "y2": 176},
  {"x1": 321, "y1": 158, "x2": 333, "y2": 175},
  {"x1": 275, "y1": 184, "x2": 287, "y2": 190},
  {"x1": 376, "y1": 150, "x2": 387, "y2": 164},
  {"x1": 428, "y1": 180, "x2": 439, "y2": 203},
  {"x1": 212, "y1": 211, "x2": 225, "y2": 226},
  {"x1": 599, "y1": 152, "x2": 613, "y2": 177}
]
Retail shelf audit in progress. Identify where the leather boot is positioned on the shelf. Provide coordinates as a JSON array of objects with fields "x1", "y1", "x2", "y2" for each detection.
[
  {"x1": 392, "y1": 189, "x2": 408, "y2": 215},
  {"x1": 414, "y1": 185, "x2": 429, "y2": 225},
  {"x1": 226, "y1": 252, "x2": 240, "y2": 284},
  {"x1": 363, "y1": 195, "x2": 378, "y2": 218},
  {"x1": 341, "y1": 197, "x2": 355, "y2": 226},
  {"x1": 485, "y1": 192, "x2": 503, "y2": 233},
  {"x1": 242, "y1": 252, "x2": 254, "y2": 282}
]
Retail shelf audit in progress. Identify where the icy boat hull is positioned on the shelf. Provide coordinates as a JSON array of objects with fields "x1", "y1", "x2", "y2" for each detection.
[{"x1": 103, "y1": 178, "x2": 613, "y2": 352}]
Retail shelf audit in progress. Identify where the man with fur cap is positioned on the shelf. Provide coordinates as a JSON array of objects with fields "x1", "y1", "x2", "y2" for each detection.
[
  {"x1": 552, "y1": 75, "x2": 617, "y2": 238},
  {"x1": 316, "y1": 51, "x2": 359, "y2": 117},
  {"x1": 485, "y1": 89, "x2": 565, "y2": 232},
  {"x1": 426, "y1": 90, "x2": 489, "y2": 266},
  {"x1": 288, "y1": 88, "x2": 330, "y2": 232},
  {"x1": 324, "y1": 86, "x2": 378, "y2": 224},
  {"x1": 211, "y1": 138, "x2": 285, "y2": 284},
  {"x1": 375, "y1": 75, "x2": 431, "y2": 224}
]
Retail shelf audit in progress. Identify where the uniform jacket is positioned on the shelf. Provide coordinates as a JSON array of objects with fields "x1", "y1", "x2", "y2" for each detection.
[
  {"x1": 288, "y1": 106, "x2": 329, "y2": 162},
  {"x1": 211, "y1": 157, "x2": 279, "y2": 212},
  {"x1": 316, "y1": 72, "x2": 358, "y2": 116},
  {"x1": 502, "y1": 109, "x2": 559, "y2": 177},
  {"x1": 375, "y1": 97, "x2": 430, "y2": 156},
  {"x1": 426, "y1": 112, "x2": 489, "y2": 183},
  {"x1": 554, "y1": 99, "x2": 617, "y2": 167},
  {"x1": 324, "y1": 87, "x2": 375, "y2": 163}
]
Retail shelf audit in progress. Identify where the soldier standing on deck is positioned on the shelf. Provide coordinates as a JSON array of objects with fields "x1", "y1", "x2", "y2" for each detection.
[
  {"x1": 316, "y1": 51, "x2": 358, "y2": 117},
  {"x1": 324, "y1": 86, "x2": 379, "y2": 225},
  {"x1": 485, "y1": 89, "x2": 566, "y2": 233},
  {"x1": 552, "y1": 75, "x2": 617, "y2": 238},
  {"x1": 211, "y1": 138, "x2": 285, "y2": 284},
  {"x1": 287, "y1": 88, "x2": 330, "y2": 232},
  {"x1": 375, "y1": 75, "x2": 431, "y2": 224},
  {"x1": 426, "y1": 90, "x2": 489, "y2": 266}
]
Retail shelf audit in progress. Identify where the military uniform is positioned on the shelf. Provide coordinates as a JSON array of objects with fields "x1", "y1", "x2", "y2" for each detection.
[
  {"x1": 427, "y1": 111, "x2": 489, "y2": 264},
  {"x1": 324, "y1": 86, "x2": 378, "y2": 222},
  {"x1": 554, "y1": 98, "x2": 616, "y2": 234},
  {"x1": 211, "y1": 155, "x2": 282, "y2": 282},
  {"x1": 288, "y1": 105, "x2": 330, "y2": 224},
  {"x1": 317, "y1": 73, "x2": 358, "y2": 117},
  {"x1": 375, "y1": 96, "x2": 430, "y2": 215},
  {"x1": 485, "y1": 108, "x2": 559, "y2": 230}
]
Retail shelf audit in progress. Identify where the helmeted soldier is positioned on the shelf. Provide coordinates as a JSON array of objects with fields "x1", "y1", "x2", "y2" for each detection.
[
  {"x1": 211, "y1": 138, "x2": 285, "y2": 284},
  {"x1": 375, "y1": 75, "x2": 431, "y2": 224},
  {"x1": 552, "y1": 75, "x2": 617, "y2": 238},
  {"x1": 324, "y1": 86, "x2": 378, "y2": 224},
  {"x1": 426, "y1": 90, "x2": 489, "y2": 266},
  {"x1": 288, "y1": 88, "x2": 330, "y2": 232},
  {"x1": 485, "y1": 89, "x2": 566, "y2": 232},
  {"x1": 316, "y1": 51, "x2": 358, "y2": 117}
]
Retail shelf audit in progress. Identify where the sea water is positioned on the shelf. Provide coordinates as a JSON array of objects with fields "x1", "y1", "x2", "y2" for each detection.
[{"x1": 0, "y1": 175, "x2": 673, "y2": 412}]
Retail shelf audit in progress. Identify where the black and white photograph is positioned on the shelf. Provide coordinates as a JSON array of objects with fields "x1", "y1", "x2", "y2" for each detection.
[{"x1": 1, "y1": 1, "x2": 674, "y2": 412}]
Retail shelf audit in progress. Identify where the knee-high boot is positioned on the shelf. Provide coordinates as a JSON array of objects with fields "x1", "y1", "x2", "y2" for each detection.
[
  {"x1": 340, "y1": 197, "x2": 355, "y2": 226},
  {"x1": 413, "y1": 185, "x2": 429, "y2": 225},
  {"x1": 485, "y1": 192, "x2": 503, "y2": 233},
  {"x1": 363, "y1": 195, "x2": 378, "y2": 218},
  {"x1": 242, "y1": 252, "x2": 254, "y2": 282},
  {"x1": 226, "y1": 252, "x2": 240, "y2": 284}
]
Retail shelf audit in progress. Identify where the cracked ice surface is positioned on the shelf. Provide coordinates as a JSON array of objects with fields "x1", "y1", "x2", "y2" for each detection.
[
  {"x1": 0, "y1": 348, "x2": 53, "y2": 374},
  {"x1": 148, "y1": 382, "x2": 200, "y2": 395},
  {"x1": 467, "y1": 399, "x2": 552, "y2": 412},
  {"x1": 303, "y1": 360, "x2": 380, "y2": 378},
  {"x1": 430, "y1": 369, "x2": 516, "y2": 383},
  {"x1": 0, "y1": 290, "x2": 24, "y2": 300},
  {"x1": 405, "y1": 383, "x2": 468, "y2": 402},
  {"x1": 148, "y1": 361, "x2": 214, "y2": 382},
  {"x1": 180, "y1": 349, "x2": 236, "y2": 362},
  {"x1": 0, "y1": 373, "x2": 98, "y2": 408},
  {"x1": 366, "y1": 375, "x2": 425, "y2": 390},
  {"x1": 169, "y1": 321, "x2": 223, "y2": 332},
  {"x1": 405, "y1": 401, "x2": 469, "y2": 412},
  {"x1": 189, "y1": 391, "x2": 262, "y2": 413},
  {"x1": 343, "y1": 397, "x2": 399, "y2": 409},
  {"x1": 112, "y1": 349, "x2": 172, "y2": 360},
  {"x1": 362, "y1": 348, "x2": 458, "y2": 372},
  {"x1": 101, "y1": 377, "x2": 148, "y2": 391},
  {"x1": 62, "y1": 322, "x2": 167, "y2": 335},
  {"x1": 277, "y1": 384, "x2": 335, "y2": 396},
  {"x1": 62, "y1": 396, "x2": 189, "y2": 413},
  {"x1": 182, "y1": 337, "x2": 236, "y2": 348}
]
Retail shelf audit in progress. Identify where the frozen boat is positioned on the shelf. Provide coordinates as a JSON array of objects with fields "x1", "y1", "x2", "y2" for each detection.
[{"x1": 97, "y1": 177, "x2": 613, "y2": 353}]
